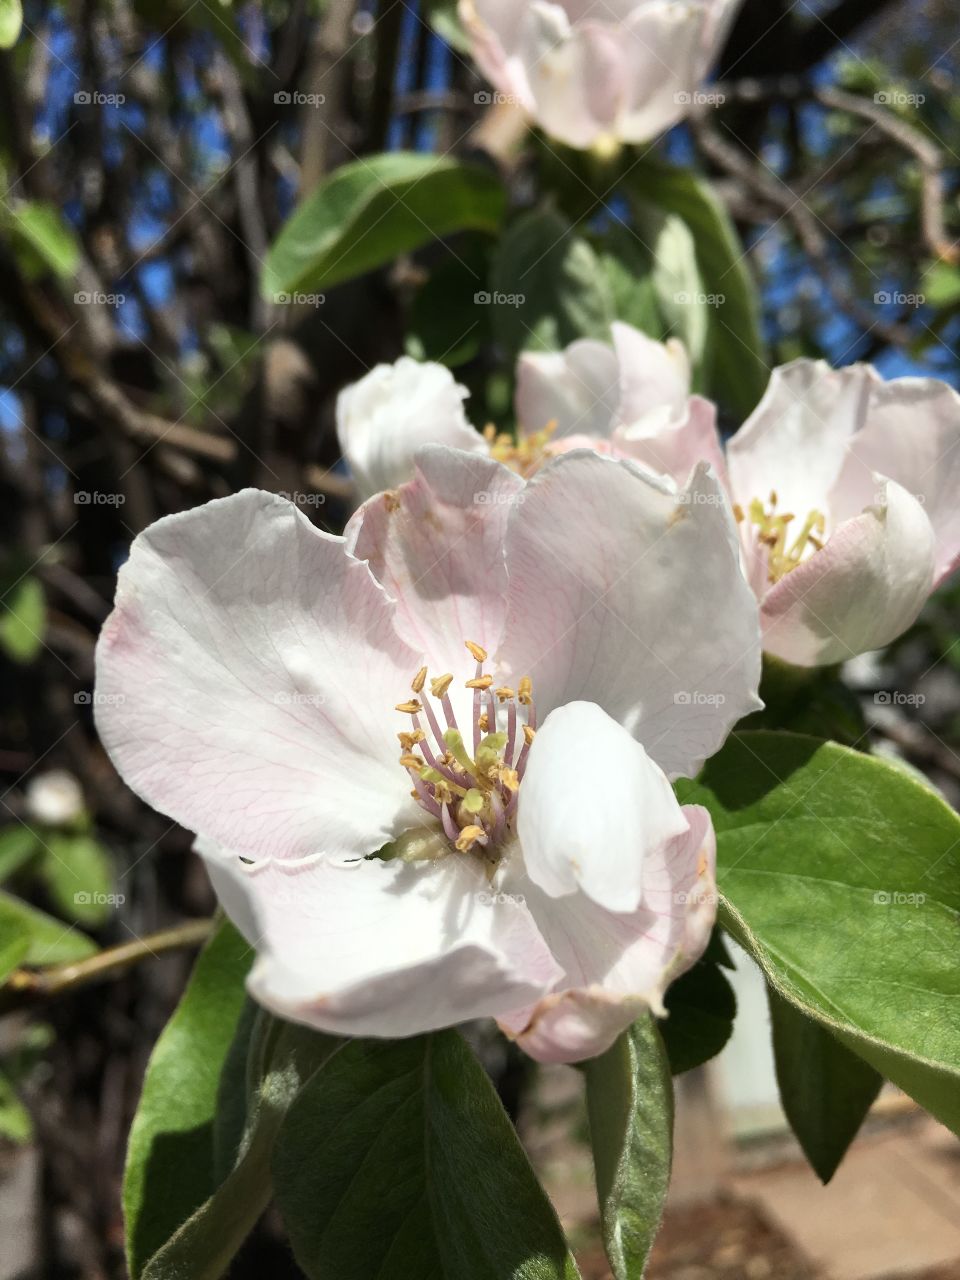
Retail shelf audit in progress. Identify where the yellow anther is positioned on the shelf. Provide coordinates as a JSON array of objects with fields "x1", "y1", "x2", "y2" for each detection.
[
  {"x1": 518, "y1": 676, "x2": 533, "y2": 706},
  {"x1": 395, "y1": 700, "x2": 422, "y2": 715},
  {"x1": 478, "y1": 712, "x2": 489, "y2": 732},
  {"x1": 455, "y1": 825, "x2": 486, "y2": 853},
  {"x1": 399, "y1": 753, "x2": 423, "y2": 770},
  {"x1": 430, "y1": 673, "x2": 454, "y2": 698},
  {"x1": 466, "y1": 674, "x2": 493, "y2": 690},
  {"x1": 465, "y1": 640, "x2": 487, "y2": 663},
  {"x1": 398, "y1": 730, "x2": 425, "y2": 749},
  {"x1": 384, "y1": 491, "x2": 401, "y2": 513},
  {"x1": 434, "y1": 780, "x2": 454, "y2": 805},
  {"x1": 522, "y1": 724, "x2": 536, "y2": 746},
  {"x1": 498, "y1": 767, "x2": 520, "y2": 793},
  {"x1": 732, "y1": 503, "x2": 744, "y2": 523},
  {"x1": 483, "y1": 423, "x2": 497, "y2": 442},
  {"x1": 411, "y1": 666, "x2": 427, "y2": 694},
  {"x1": 494, "y1": 686, "x2": 515, "y2": 702},
  {"x1": 769, "y1": 489, "x2": 778, "y2": 507}
]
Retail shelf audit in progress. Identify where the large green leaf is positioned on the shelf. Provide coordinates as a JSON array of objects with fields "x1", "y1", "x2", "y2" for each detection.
[
  {"x1": 628, "y1": 159, "x2": 767, "y2": 417},
  {"x1": 490, "y1": 208, "x2": 615, "y2": 357},
  {"x1": 273, "y1": 1031, "x2": 581, "y2": 1280},
  {"x1": 0, "y1": 577, "x2": 45, "y2": 663},
  {"x1": 0, "y1": 0, "x2": 21, "y2": 48},
  {"x1": 768, "y1": 987, "x2": 882, "y2": 1182},
  {"x1": 0, "y1": 826, "x2": 41, "y2": 883},
  {"x1": 41, "y1": 833, "x2": 116, "y2": 927},
  {"x1": 123, "y1": 921, "x2": 252, "y2": 1279},
  {"x1": 5, "y1": 204, "x2": 80, "y2": 280},
  {"x1": 585, "y1": 1017, "x2": 673, "y2": 1280},
  {"x1": 0, "y1": 890, "x2": 96, "y2": 964},
  {"x1": 659, "y1": 952, "x2": 736, "y2": 1076},
  {"x1": 262, "y1": 153, "x2": 505, "y2": 298},
  {"x1": 143, "y1": 1014, "x2": 340, "y2": 1280},
  {"x1": 676, "y1": 731, "x2": 960, "y2": 1134}
]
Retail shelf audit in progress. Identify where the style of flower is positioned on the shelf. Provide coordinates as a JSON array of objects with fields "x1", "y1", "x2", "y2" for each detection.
[{"x1": 94, "y1": 447, "x2": 761, "y2": 1062}]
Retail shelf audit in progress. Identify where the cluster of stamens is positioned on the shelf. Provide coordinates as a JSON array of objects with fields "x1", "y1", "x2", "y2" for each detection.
[
  {"x1": 395, "y1": 641, "x2": 536, "y2": 859},
  {"x1": 735, "y1": 490, "x2": 826, "y2": 584},
  {"x1": 484, "y1": 420, "x2": 558, "y2": 478}
]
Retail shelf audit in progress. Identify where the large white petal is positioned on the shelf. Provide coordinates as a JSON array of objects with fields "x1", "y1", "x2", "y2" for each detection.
[
  {"x1": 610, "y1": 323, "x2": 690, "y2": 429},
  {"x1": 95, "y1": 490, "x2": 421, "y2": 862},
  {"x1": 727, "y1": 360, "x2": 875, "y2": 520},
  {"x1": 336, "y1": 357, "x2": 487, "y2": 500},
  {"x1": 515, "y1": 340, "x2": 620, "y2": 440},
  {"x1": 760, "y1": 478, "x2": 936, "y2": 666},
  {"x1": 346, "y1": 445, "x2": 523, "y2": 677},
  {"x1": 500, "y1": 452, "x2": 762, "y2": 779},
  {"x1": 517, "y1": 701, "x2": 688, "y2": 912},
  {"x1": 498, "y1": 804, "x2": 717, "y2": 1063},
  {"x1": 617, "y1": 0, "x2": 710, "y2": 143},
  {"x1": 614, "y1": 394, "x2": 728, "y2": 489},
  {"x1": 200, "y1": 840, "x2": 562, "y2": 1039}
]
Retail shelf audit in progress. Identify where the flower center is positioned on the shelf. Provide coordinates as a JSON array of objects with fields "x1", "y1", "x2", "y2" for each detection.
[
  {"x1": 394, "y1": 641, "x2": 536, "y2": 860},
  {"x1": 735, "y1": 490, "x2": 826, "y2": 584},
  {"x1": 484, "y1": 420, "x2": 558, "y2": 478}
]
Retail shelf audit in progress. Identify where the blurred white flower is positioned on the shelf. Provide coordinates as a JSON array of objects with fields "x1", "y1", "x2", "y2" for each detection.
[
  {"x1": 24, "y1": 770, "x2": 85, "y2": 826},
  {"x1": 459, "y1": 0, "x2": 742, "y2": 150}
]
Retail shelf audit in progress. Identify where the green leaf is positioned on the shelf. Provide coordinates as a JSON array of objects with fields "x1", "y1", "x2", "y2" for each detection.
[
  {"x1": 123, "y1": 921, "x2": 252, "y2": 1280},
  {"x1": 0, "y1": 890, "x2": 96, "y2": 965},
  {"x1": 41, "y1": 833, "x2": 116, "y2": 926},
  {"x1": 627, "y1": 159, "x2": 767, "y2": 417},
  {"x1": 676, "y1": 731, "x2": 960, "y2": 1135},
  {"x1": 0, "y1": 577, "x2": 45, "y2": 663},
  {"x1": 6, "y1": 203, "x2": 80, "y2": 279},
  {"x1": 490, "y1": 208, "x2": 615, "y2": 357},
  {"x1": 0, "y1": 933, "x2": 30, "y2": 984},
  {"x1": 646, "y1": 212, "x2": 709, "y2": 371},
  {"x1": 0, "y1": 1070, "x2": 31, "y2": 1143},
  {"x1": 0, "y1": 0, "x2": 22, "y2": 48},
  {"x1": 262, "y1": 153, "x2": 505, "y2": 298},
  {"x1": 585, "y1": 1016, "x2": 673, "y2": 1280},
  {"x1": 142, "y1": 1014, "x2": 340, "y2": 1280},
  {"x1": 0, "y1": 826, "x2": 41, "y2": 883},
  {"x1": 659, "y1": 954, "x2": 736, "y2": 1075},
  {"x1": 273, "y1": 1031, "x2": 580, "y2": 1280},
  {"x1": 407, "y1": 235, "x2": 490, "y2": 368},
  {"x1": 768, "y1": 987, "x2": 882, "y2": 1183}
]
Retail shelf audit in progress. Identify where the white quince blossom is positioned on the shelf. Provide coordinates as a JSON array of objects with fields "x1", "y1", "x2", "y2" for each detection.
[
  {"x1": 336, "y1": 356, "x2": 486, "y2": 500},
  {"x1": 459, "y1": 0, "x2": 742, "y2": 151},
  {"x1": 94, "y1": 447, "x2": 761, "y2": 1063},
  {"x1": 24, "y1": 770, "x2": 85, "y2": 826},
  {"x1": 337, "y1": 326, "x2": 722, "y2": 497},
  {"x1": 724, "y1": 359, "x2": 960, "y2": 666}
]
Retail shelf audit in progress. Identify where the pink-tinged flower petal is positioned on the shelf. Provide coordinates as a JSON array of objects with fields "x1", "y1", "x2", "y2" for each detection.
[
  {"x1": 336, "y1": 357, "x2": 487, "y2": 500},
  {"x1": 199, "y1": 839, "x2": 562, "y2": 1039},
  {"x1": 835, "y1": 376, "x2": 960, "y2": 587},
  {"x1": 610, "y1": 323, "x2": 690, "y2": 429},
  {"x1": 95, "y1": 490, "x2": 421, "y2": 863},
  {"x1": 760, "y1": 479, "x2": 936, "y2": 667},
  {"x1": 500, "y1": 452, "x2": 762, "y2": 779},
  {"x1": 616, "y1": 1, "x2": 710, "y2": 143},
  {"x1": 515, "y1": 340, "x2": 620, "y2": 440},
  {"x1": 517, "y1": 701, "x2": 688, "y2": 913},
  {"x1": 498, "y1": 804, "x2": 717, "y2": 1063},
  {"x1": 346, "y1": 446, "x2": 523, "y2": 673},
  {"x1": 727, "y1": 360, "x2": 874, "y2": 521},
  {"x1": 458, "y1": 0, "x2": 536, "y2": 111},
  {"x1": 615, "y1": 394, "x2": 728, "y2": 489}
]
